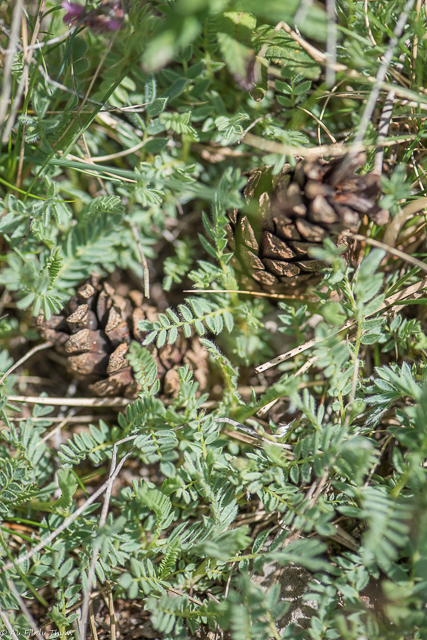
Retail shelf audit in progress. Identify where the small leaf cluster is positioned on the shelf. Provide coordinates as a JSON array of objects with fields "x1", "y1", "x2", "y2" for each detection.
[{"x1": 139, "y1": 298, "x2": 234, "y2": 348}]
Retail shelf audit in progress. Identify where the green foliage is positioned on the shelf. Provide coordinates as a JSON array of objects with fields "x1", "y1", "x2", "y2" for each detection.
[
  {"x1": 127, "y1": 342, "x2": 160, "y2": 395},
  {"x1": 163, "y1": 238, "x2": 194, "y2": 290},
  {"x1": 0, "y1": 252, "x2": 65, "y2": 320},
  {"x1": 2, "y1": 1, "x2": 427, "y2": 638},
  {"x1": 139, "y1": 297, "x2": 234, "y2": 347}
]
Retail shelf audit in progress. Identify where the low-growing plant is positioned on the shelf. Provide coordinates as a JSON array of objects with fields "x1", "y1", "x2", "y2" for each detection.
[{"x1": 1, "y1": 1, "x2": 427, "y2": 639}]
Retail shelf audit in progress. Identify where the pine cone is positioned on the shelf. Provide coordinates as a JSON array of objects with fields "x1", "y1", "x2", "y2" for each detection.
[
  {"x1": 34, "y1": 276, "x2": 208, "y2": 398},
  {"x1": 227, "y1": 153, "x2": 389, "y2": 293}
]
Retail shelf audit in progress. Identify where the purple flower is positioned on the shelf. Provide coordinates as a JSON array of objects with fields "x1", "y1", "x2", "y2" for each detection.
[
  {"x1": 104, "y1": 18, "x2": 122, "y2": 31},
  {"x1": 61, "y1": 1, "x2": 84, "y2": 24},
  {"x1": 62, "y1": 1, "x2": 124, "y2": 32}
]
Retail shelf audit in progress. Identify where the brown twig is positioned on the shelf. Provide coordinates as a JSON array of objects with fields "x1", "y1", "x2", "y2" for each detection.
[
  {"x1": 168, "y1": 587, "x2": 203, "y2": 606},
  {"x1": 108, "y1": 584, "x2": 117, "y2": 640},
  {"x1": 89, "y1": 601, "x2": 99, "y2": 640}
]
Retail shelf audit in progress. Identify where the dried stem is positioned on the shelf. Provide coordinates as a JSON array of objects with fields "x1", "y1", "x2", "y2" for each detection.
[
  {"x1": 129, "y1": 219, "x2": 150, "y2": 298},
  {"x1": 241, "y1": 132, "x2": 426, "y2": 162},
  {"x1": 325, "y1": 0, "x2": 337, "y2": 88},
  {"x1": 348, "y1": 0, "x2": 415, "y2": 163},
  {"x1": 294, "y1": 0, "x2": 315, "y2": 26},
  {"x1": 364, "y1": 0, "x2": 378, "y2": 47},
  {"x1": 185, "y1": 288, "x2": 313, "y2": 301},
  {"x1": 374, "y1": 44, "x2": 409, "y2": 174},
  {"x1": 256, "y1": 278, "x2": 427, "y2": 373},
  {"x1": 276, "y1": 20, "x2": 421, "y2": 104},
  {"x1": 0, "y1": 341, "x2": 52, "y2": 386},
  {"x1": 0, "y1": 0, "x2": 22, "y2": 143},
  {"x1": 346, "y1": 231, "x2": 427, "y2": 273},
  {"x1": 2, "y1": 0, "x2": 47, "y2": 144},
  {"x1": 90, "y1": 137, "x2": 151, "y2": 162},
  {"x1": 53, "y1": 34, "x2": 116, "y2": 150},
  {"x1": 6, "y1": 578, "x2": 43, "y2": 638},
  {"x1": 1, "y1": 436, "x2": 138, "y2": 575},
  {"x1": 79, "y1": 437, "x2": 136, "y2": 640},
  {"x1": 0, "y1": 606, "x2": 19, "y2": 640},
  {"x1": 383, "y1": 196, "x2": 427, "y2": 247},
  {"x1": 7, "y1": 395, "x2": 132, "y2": 407}
]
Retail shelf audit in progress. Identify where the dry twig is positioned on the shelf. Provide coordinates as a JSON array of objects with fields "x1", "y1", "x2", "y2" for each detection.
[
  {"x1": 256, "y1": 278, "x2": 427, "y2": 373},
  {"x1": 0, "y1": 341, "x2": 52, "y2": 386},
  {"x1": 1, "y1": 436, "x2": 138, "y2": 575},
  {"x1": 129, "y1": 219, "x2": 150, "y2": 298},
  {"x1": 346, "y1": 232, "x2": 427, "y2": 273}
]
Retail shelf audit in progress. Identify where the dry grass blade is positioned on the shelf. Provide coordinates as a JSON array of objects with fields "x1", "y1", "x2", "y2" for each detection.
[
  {"x1": 0, "y1": 0, "x2": 22, "y2": 143},
  {"x1": 53, "y1": 34, "x2": 116, "y2": 150},
  {"x1": 277, "y1": 20, "x2": 423, "y2": 105},
  {"x1": 89, "y1": 601, "x2": 99, "y2": 640},
  {"x1": 0, "y1": 341, "x2": 52, "y2": 386},
  {"x1": 1, "y1": 436, "x2": 137, "y2": 575},
  {"x1": 7, "y1": 395, "x2": 132, "y2": 406},
  {"x1": 185, "y1": 288, "x2": 313, "y2": 301},
  {"x1": 256, "y1": 337, "x2": 319, "y2": 373},
  {"x1": 79, "y1": 434, "x2": 132, "y2": 640},
  {"x1": 347, "y1": 232, "x2": 427, "y2": 273},
  {"x1": 242, "y1": 132, "x2": 345, "y2": 159},
  {"x1": 129, "y1": 219, "x2": 150, "y2": 298},
  {"x1": 256, "y1": 278, "x2": 427, "y2": 372},
  {"x1": 342, "y1": 0, "x2": 415, "y2": 176},
  {"x1": 241, "y1": 131, "x2": 426, "y2": 161},
  {"x1": 383, "y1": 196, "x2": 427, "y2": 247},
  {"x1": 89, "y1": 137, "x2": 150, "y2": 162},
  {"x1": 325, "y1": 0, "x2": 337, "y2": 88},
  {"x1": 0, "y1": 607, "x2": 19, "y2": 640},
  {"x1": 6, "y1": 578, "x2": 43, "y2": 637},
  {"x1": 294, "y1": 0, "x2": 315, "y2": 25},
  {"x1": 2, "y1": 0, "x2": 46, "y2": 144},
  {"x1": 108, "y1": 585, "x2": 117, "y2": 640}
]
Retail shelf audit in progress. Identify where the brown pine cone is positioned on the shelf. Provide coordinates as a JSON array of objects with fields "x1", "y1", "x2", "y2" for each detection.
[
  {"x1": 34, "y1": 276, "x2": 208, "y2": 398},
  {"x1": 227, "y1": 153, "x2": 389, "y2": 293}
]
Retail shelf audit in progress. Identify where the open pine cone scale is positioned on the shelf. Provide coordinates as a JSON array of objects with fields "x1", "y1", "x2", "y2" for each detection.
[
  {"x1": 227, "y1": 153, "x2": 389, "y2": 293},
  {"x1": 35, "y1": 276, "x2": 207, "y2": 398}
]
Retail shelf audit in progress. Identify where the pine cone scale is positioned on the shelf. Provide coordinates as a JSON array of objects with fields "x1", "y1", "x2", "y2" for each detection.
[
  {"x1": 229, "y1": 154, "x2": 389, "y2": 292},
  {"x1": 35, "y1": 276, "x2": 209, "y2": 398}
]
